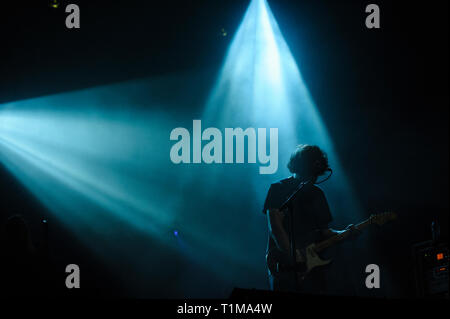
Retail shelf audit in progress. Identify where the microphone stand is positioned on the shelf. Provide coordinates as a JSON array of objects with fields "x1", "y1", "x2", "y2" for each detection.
[{"x1": 279, "y1": 179, "x2": 311, "y2": 292}]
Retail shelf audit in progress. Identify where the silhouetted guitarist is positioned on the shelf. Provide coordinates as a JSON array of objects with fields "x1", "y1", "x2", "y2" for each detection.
[{"x1": 263, "y1": 145, "x2": 358, "y2": 293}]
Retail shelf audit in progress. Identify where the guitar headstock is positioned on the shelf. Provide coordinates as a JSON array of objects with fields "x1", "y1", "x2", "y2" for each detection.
[{"x1": 370, "y1": 211, "x2": 397, "y2": 226}]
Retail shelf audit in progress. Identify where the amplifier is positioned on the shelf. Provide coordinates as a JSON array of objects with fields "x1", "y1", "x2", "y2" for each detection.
[{"x1": 412, "y1": 241, "x2": 448, "y2": 297}]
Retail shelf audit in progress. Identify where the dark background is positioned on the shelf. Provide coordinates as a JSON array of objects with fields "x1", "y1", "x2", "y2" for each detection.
[{"x1": 0, "y1": 0, "x2": 448, "y2": 297}]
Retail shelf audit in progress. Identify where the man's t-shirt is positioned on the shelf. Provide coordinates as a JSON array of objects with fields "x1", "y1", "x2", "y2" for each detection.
[{"x1": 262, "y1": 176, "x2": 333, "y2": 255}]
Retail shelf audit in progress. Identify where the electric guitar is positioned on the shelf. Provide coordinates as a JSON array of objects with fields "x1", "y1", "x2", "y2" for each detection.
[{"x1": 266, "y1": 211, "x2": 397, "y2": 281}]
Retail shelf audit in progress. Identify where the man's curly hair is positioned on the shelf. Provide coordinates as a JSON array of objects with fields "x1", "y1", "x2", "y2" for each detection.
[{"x1": 287, "y1": 145, "x2": 329, "y2": 177}]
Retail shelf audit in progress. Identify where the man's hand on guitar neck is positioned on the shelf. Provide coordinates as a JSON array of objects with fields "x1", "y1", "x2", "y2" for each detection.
[{"x1": 321, "y1": 225, "x2": 361, "y2": 241}]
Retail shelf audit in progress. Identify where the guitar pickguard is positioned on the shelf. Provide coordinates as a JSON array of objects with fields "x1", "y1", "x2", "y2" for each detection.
[{"x1": 303, "y1": 243, "x2": 332, "y2": 274}]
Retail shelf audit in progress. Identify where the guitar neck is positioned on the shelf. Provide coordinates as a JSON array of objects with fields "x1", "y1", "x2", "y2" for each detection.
[{"x1": 314, "y1": 218, "x2": 372, "y2": 252}]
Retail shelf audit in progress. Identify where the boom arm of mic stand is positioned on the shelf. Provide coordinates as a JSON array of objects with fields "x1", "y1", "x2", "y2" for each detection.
[{"x1": 279, "y1": 181, "x2": 307, "y2": 212}]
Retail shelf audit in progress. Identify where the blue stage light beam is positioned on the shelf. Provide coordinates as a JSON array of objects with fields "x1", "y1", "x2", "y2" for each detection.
[
  {"x1": 0, "y1": 100, "x2": 177, "y2": 236},
  {"x1": 0, "y1": 77, "x2": 215, "y2": 294},
  {"x1": 197, "y1": 0, "x2": 365, "y2": 293},
  {"x1": 0, "y1": 73, "x2": 262, "y2": 296},
  {"x1": 202, "y1": 0, "x2": 362, "y2": 226}
]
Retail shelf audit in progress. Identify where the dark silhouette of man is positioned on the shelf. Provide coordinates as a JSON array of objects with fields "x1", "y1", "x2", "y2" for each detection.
[{"x1": 263, "y1": 145, "x2": 356, "y2": 294}]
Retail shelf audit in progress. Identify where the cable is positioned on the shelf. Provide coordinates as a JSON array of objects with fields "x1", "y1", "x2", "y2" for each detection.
[{"x1": 316, "y1": 168, "x2": 333, "y2": 184}]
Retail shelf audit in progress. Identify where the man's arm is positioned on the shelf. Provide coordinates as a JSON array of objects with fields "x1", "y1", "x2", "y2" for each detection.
[
  {"x1": 313, "y1": 186, "x2": 358, "y2": 239},
  {"x1": 266, "y1": 208, "x2": 290, "y2": 254}
]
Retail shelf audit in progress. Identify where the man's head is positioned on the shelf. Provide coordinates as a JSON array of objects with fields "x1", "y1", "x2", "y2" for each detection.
[{"x1": 287, "y1": 145, "x2": 329, "y2": 180}]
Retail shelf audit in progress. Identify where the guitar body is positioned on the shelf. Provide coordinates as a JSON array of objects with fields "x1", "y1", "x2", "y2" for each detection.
[
  {"x1": 301, "y1": 243, "x2": 332, "y2": 275},
  {"x1": 266, "y1": 241, "x2": 332, "y2": 282},
  {"x1": 266, "y1": 211, "x2": 397, "y2": 283}
]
